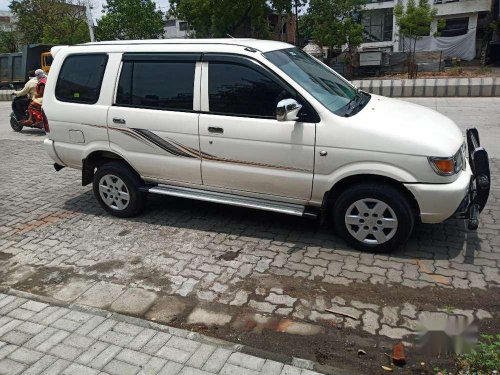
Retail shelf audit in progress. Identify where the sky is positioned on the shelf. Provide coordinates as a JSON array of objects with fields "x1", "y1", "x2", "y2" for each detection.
[{"x1": 0, "y1": 0, "x2": 171, "y2": 22}]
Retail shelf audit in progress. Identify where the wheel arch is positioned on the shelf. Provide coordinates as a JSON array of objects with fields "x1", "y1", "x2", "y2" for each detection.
[
  {"x1": 323, "y1": 174, "x2": 420, "y2": 217},
  {"x1": 82, "y1": 150, "x2": 141, "y2": 186}
]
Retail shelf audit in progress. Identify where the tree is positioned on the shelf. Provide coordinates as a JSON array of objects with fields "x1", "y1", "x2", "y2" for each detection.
[
  {"x1": 96, "y1": 0, "x2": 164, "y2": 40},
  {"x1": 0, "y1": 30, "x2": 20, "y2": 52},
  {"x1": 394, "y1": 0, "x2": 439, "y2": 78},
  {"x1": 305, "y1": 0, "x2": 366, "y2": 78},
  {"x1": 168, "y1": 0, "x2": 295, "y2": 38},
  {"x1": 9, "y1": 0, "x2": 90, "y2": 45}
]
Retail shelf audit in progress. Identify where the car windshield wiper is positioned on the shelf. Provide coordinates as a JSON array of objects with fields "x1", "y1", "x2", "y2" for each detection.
[{"x1": 344, "y1": 89, "x2": 364, "y2": 116}]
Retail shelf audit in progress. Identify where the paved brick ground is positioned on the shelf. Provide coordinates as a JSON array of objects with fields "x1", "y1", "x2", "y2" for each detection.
[
  {"x1": 0, "y1": 134, "x2": 499, "y2": 372},
  {"x1": 0, "y1": 292, "x2": 322, "y2": 375}
]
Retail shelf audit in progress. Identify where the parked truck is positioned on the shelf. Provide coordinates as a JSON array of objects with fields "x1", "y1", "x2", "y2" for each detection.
[{"x1": 0, "y1": 44, "x2": 53, "y2": 89}]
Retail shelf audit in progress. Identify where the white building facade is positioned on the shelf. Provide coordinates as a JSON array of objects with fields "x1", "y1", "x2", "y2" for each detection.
[
  {"x1": 163, "y1": 18, "x2": 190, "y2": 39},
  {"x1": 360, "y1": 0, "x2": 492, "y2": 57}
]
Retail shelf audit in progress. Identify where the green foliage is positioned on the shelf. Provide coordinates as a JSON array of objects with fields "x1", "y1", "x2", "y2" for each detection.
[
  {"x1": 169, "y1": 0, "x2": 298, "y2": 38},
  {"x1": 458, "y1": 334, "x2": 500, "y2": 374},
  {"x1": 96, "y1": 0, "x2": 164, "y2": 40},
  {"x1": 9, "y1": 0, "x2": 90, "y2": 45},
  {"x1": 0, "y1": 30, "x2": 20, "y2": 52},
  {"x1": 394, "y1": 0, "x2": 437, "y2": 41},
  {"x1": 306, "y1": 0, "x2": 366, "y2": 49}
]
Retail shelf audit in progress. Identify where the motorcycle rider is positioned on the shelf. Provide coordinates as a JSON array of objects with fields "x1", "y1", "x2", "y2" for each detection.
[
  {"x1": 12, "y1": 70, "x2": 37, "y2": 120},
  {"x1": 20, "y1": 69, "x2": 47, "y2": 128}
]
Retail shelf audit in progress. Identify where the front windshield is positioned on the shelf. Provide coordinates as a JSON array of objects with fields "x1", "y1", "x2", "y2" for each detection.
[{"x1": 264, "y1": 48, "x2": 357, "y2": 114}]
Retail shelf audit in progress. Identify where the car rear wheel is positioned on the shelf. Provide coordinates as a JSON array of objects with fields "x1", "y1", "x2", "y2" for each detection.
[
  {"x1": 93, "y1": 162, "x2": 145, "y2": 218},
  {"x1": 332, "y1": 183, "x2": 414, "y2": 252}
]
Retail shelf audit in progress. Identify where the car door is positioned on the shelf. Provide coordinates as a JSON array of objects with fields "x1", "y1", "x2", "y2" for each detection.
[
  {"x1": 108, "y1": 53, "x2": 202, "y2": 185},
  {"x1": 199, "y1": 54, "x2": 317, "y2": 201}
]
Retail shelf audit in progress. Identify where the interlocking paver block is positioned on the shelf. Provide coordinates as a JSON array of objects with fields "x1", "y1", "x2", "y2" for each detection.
[
  {"x1": 1, "y1": 330, "x2": 32, "y2": 345},
  {"x1": 219, "y1": 363, "x2": 259, "y2": 375},
  {"x1": 50, "y1": 343, "x2": 84, "y2": 361},
  {"x1": 185, "y1": 344, "x2": 216, "y2": 368},
  {"x1": 0, "y1": 358, "x2": 25, "y2": 375},
  {"x1": 116, "y1": 348, "x2": 151, "y2": 366},
  {"x1": 156, "y1": 361, "x2": 182, "y2": 375},
  {"x1": 8, "y1": 347, "x2": 43, "y2": 365},
  {"x1": 63, "y1": 362, "x2": 99, "y2": 375},
  {"x1": 21, "y1": 300, "x2": 49, "y2": 312},
  {"x1": 141, "y1": 332, "x2": 172, "y2": 355},
  {"x1": 40, "y1": 358, "x2": 71, "y2": 375},
  {"x1": 202, "y1": 348, "x2": 233, "y2": 373},
  {"x1": 75, "y1": 341, "x2": 109, "y2": 365},
  {"x1": 21, "y1": 354, "x2": 58, "y2": 375},
  {"x1": 156, "y1": 345, "x2": 192, "y2": 363},
  {"x1": 0, "y1": 319, "x2": 21, "y2": 337},
  {"x1": 260, "y1": 360, "x2": 284, "y2": 375},
  {"x1": 103, "y1": 359, "x2": 141, "y2": 375},
  {"x1": 16, "y1": 321, "x2": 45, "y2": 336},
  {"x1": 166, "y1": 336, "x2": 200, "y2": 353},
  {"x1": 126, "y1": 328, "x2": 156, "y2": 351},
  {"x1": 227, "y1": 352, "x2": 265, "y2": 371},
  {"x1": 36, "y1": 330, "x2": 70, "y2": 352},
  {"x1": 89, "y1": 344, "x2": 122, "y2": 370}
]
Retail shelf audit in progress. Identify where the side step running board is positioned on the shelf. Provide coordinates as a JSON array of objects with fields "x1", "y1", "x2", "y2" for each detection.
[{"x1": 142, "y1": 184, "x2": 308, "y2": 217}]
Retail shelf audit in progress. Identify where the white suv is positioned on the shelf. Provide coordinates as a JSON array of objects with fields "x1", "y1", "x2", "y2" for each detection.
[{"x1": 42, "y1": 39, "x2": 490, "y2": 252}]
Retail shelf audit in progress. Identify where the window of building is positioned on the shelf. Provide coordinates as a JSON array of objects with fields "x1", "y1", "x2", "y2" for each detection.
[
  {"x1": 165, "y1": 19, "x2": 176, "y2": 27},
  {"x1": 440, "y1": 17, "x2": 469, "y2": 37},
  {"x1": 116, "y1": 60, "x2": 195, "y2": 111},
  {"x1": 208, "y1": 62, "x2": 291, "y2": 118},
  {"x1": 362, "y1": 8, "x2": 393, "y2": 43},
  {"x1": 179, "y1": 21, "x2": 188, "y2": 31},
  {"x1": 55, "y1": 54, "x2": 108, "y2": 104}
]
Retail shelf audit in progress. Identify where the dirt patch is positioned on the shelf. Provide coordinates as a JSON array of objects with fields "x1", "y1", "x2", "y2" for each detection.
[
  {"x1": 217, "y1": 250, "x2": 241, "y2": 261},
  {"x1": 12, "y1": 266, "x2": 77, "y2": 296},
  {"x1": 0, "y1": 252, "x2": 14, "y2": 261},
  {"x1": 86, "y1": 260, "x2": 125, "y2": 273}
]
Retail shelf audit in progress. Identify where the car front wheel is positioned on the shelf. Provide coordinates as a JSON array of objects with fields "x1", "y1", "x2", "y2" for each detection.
[{"x1": 332, "y1": 183, "x2": 415, "y2": 252}]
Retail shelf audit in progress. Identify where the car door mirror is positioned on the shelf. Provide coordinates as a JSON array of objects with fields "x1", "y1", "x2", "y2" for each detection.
[{"x1": 276, "y1": 99, "x2": 302, "y2": 122}]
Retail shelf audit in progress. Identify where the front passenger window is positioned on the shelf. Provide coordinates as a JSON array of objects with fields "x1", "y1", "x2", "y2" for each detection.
[{"x1": 208, "y1": 62, "x2": 291, "y2": 118}]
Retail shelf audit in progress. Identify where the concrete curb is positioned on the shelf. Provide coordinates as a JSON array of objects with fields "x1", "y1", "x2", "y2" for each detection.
[
  {"x1": 352, "y1": 77, "x2": 500, "y2": 97},
  {"x1": 3, "y1": 78, "x2": 499, "y2": 100}
]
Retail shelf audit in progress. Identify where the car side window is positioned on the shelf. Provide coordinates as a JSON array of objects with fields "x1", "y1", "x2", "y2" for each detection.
[
  {"x1": 116, "y1": 60, "x2": 195, "y2": 111},
  {"x1": 55, "y1": 54, "x2": 108, "y2": 104},
  {"x1": 208, "y1": 62, "x2": 292, "y2": 119}
]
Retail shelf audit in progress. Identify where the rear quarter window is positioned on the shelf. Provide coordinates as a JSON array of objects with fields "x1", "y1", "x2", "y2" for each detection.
[{"x1": 55, "y1": 54, "x2": 108, "y2": 104}]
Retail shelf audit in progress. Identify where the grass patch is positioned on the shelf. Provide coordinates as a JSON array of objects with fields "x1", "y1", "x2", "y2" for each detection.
[{"x1": 457, "y1": 334, "x2": 500, "y2": 374}]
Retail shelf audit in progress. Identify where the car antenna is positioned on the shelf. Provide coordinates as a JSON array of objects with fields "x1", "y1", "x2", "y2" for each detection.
[{"x1": 226, "y1": 34, "x2": 235, "y2": 38}]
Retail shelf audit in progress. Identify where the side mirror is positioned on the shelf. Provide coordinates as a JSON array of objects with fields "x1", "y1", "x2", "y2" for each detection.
[{"x1": 276, "y1": 98, "x2": 302, "y2": 122}]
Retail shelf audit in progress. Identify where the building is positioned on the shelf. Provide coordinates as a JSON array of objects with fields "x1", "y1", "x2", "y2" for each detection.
[
  {"x1": 163, "y1": 18, "x2": 190, "y2": 39},
  {"x1": 0, "y1": 11, "x2": 15, "y2": 32},
  {"x1": 360, "y1": 0, "x2": 493, "y2": 58},
  {"x1": 268, "y1": 13, "x2": 297, "y2": 44}
]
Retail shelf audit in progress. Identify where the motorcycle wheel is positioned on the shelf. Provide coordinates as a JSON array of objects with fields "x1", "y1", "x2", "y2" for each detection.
[{"x1": 10, "y1": 115, "x2": 23, "y2": 132}]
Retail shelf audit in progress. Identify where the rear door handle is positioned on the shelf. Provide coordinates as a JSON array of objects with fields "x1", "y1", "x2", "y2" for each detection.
[
  {"x1": 113, "y1": 117, "x2": 126, "y2": 124},
  {"x1": 208, "y1": 126, "x2": 224, "y2": 134}
]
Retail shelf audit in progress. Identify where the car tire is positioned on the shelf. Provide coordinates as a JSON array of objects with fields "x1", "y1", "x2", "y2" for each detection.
[
  {"x1": 10, "y1": 116, "x2": 23, "y2": 132},
  {"x1": 93, "y1": 161, "x2": 146, "y2": 218},
  {"x1": 332, "y1": 183, "x2": 414, "y2": 253}
]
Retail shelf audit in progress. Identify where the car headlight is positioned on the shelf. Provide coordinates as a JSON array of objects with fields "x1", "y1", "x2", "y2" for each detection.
[{"x1": 428, "y1": 145, "x2": 465, "y2": 176}]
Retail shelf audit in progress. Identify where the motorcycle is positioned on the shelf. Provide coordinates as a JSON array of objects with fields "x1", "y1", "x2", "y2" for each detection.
[{"x1": 10, "y1": 94, "x2": 44, "y2": 132}]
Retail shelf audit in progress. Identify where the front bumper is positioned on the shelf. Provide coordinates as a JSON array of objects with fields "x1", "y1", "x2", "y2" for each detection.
[
  {"x1": 454, "y1": 128, "x2": 491, "y2": 229},
  {"x1": 405, "y1": 128, "x2": 490, "y2": 227}
]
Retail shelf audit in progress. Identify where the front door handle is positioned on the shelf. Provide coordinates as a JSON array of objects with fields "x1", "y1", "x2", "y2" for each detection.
[
  {"x1": 113, "y1": 117, "x2": 126, "y2": 124},
  {"x1": 208, "y1": 126, "x2": 224, "y2": 134}
]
